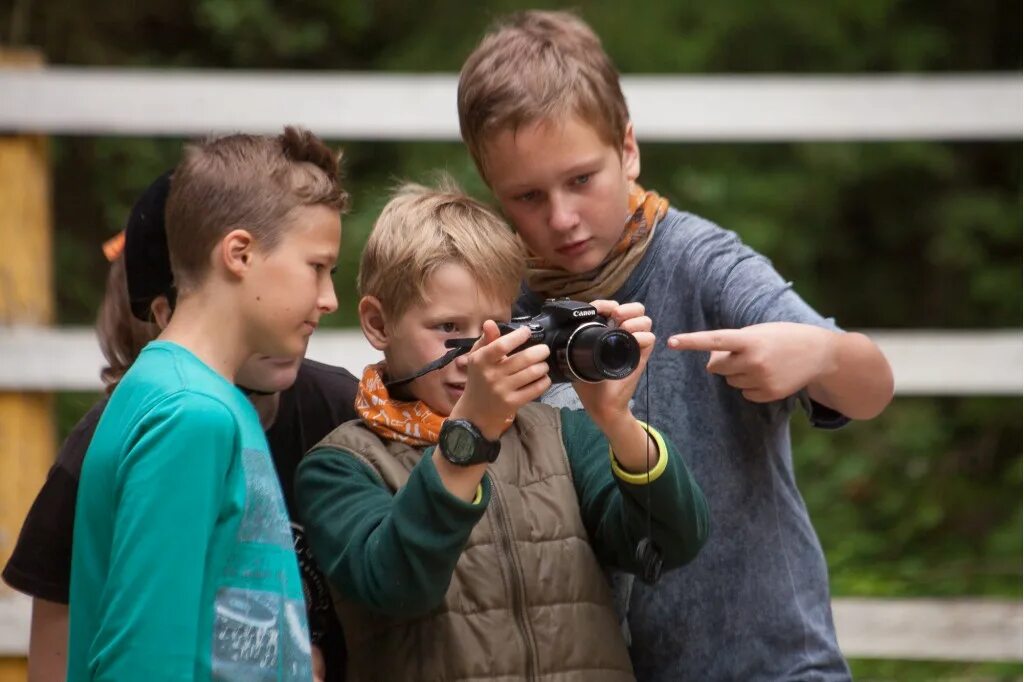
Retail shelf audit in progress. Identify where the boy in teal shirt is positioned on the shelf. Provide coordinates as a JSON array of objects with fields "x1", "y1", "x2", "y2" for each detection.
[{"x1": 68, "y1": 127, "x2": 347, "y2": 681}]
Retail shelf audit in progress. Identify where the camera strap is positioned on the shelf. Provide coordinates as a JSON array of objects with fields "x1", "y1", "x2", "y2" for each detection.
[
  {"x1": 382, "y1": 337, "x2": 477, "y2": 390},
  {"x1": 635, "y1": 368, "x2": 663, "y2": 585}
]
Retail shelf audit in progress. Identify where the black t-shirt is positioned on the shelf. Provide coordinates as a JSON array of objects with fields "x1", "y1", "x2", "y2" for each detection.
[
  {"x1": 2, "y1": 399, "x2": 106, "y2": 603},
  {"x1": 2, "y1": 358, "x2": 358, "y2": 680}
]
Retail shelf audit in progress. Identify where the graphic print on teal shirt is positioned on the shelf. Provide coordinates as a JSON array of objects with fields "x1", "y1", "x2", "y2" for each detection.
[{"x1": 213, "y1": 447, "x2": 312, "y2": 681}]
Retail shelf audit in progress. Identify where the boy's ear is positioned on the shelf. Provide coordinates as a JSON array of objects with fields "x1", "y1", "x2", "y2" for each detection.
[
  {"x1": 150, "y1": 296, "x2": 173, "y2": 330},
  {"x1": 220, "y1": 228, "x2": 256, "y2": 279},
  {"x1": 622, "y1": 121, "x2": 641, "y2": 182},
  {"x1": 358, "y1": 296, "x2": 390, "y2": 351}
]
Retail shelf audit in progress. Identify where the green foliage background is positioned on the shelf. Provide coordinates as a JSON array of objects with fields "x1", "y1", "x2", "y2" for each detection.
[{"x1": 6, "y1": 0, "x2": 1021, "y2": 678}]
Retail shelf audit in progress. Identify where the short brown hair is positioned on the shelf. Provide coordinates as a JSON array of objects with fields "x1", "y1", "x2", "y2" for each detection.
[
  {"x1": 166, "y1": 126, "x2": 348, "y2": 293},
  {"x1": 96, "y1": 256, "x2": 161, "y2": 393},
  {"x1": 358, "y1": 178, "x2": 525, "y2": 321},
  {"x1": 458, "y1": 10, "x2": 629, "y2": 177}
]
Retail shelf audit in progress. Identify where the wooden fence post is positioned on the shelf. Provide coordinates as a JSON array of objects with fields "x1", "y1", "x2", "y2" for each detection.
[{"x1": 0, "y1": 48, "x2": 54, "y2": 682}]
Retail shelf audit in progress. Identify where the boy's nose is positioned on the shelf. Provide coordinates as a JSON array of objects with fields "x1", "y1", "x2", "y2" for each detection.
[
  {"x1": 548, "y1": 193, "x2": 579, "y2": 232},
  {"x1": 319, "y1": 281, "x2": 339, "y2": 314}
]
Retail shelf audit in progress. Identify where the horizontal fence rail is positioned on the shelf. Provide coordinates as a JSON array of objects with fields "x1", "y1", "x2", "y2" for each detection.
[
  {"x1": 1, "y1": 69, "x2": 1021, "y2": 140},
  {"x1": 831, "y1": 597, "x2": 1023, "y2": 662},
  {"x1": 0, "y1": 595, "x2": 28, "y2": 657},
  {"x1": 0, "y1": 327, "x2": 1020, "y2": 395},
  {"x1": 1, "y1": 593, "x2": 1020, "y2": 660}
]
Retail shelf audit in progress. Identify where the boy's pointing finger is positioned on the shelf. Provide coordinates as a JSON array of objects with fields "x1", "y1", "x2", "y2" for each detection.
[{"x1": 668, "y1": 329, "x2": 747, "y2": 353}]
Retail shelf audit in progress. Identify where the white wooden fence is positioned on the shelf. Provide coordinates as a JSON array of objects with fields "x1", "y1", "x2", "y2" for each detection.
[
  {"x1": 0, "y1": 327, "x2": 1021, "y2": 396},
  {"x1": 0, "y1": 591, "x2": 1020, "y2": 661},
  {"x1": 1, "y1": 70, "x2": 1020, "y2": 140},
  {"x1": 0, "y1": 68, "x2": 1021, "y2": 663}
]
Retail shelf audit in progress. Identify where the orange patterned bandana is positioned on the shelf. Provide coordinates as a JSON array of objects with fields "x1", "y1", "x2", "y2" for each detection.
[
  {"x1": 102, "y1": 230, "x2": 126, "y2": 262},
  {"x1": 355, "y1": 363, "x2": 445, "y2": 447},
  {"x1": 610, "y1": 183, "x2": 669, "y2": 258},
  {"x1": 525, "y1": 183, "x2": 669, "y2": 302}
]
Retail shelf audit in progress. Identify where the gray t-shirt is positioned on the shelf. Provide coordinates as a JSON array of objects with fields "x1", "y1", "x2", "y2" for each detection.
[{"x1": 518, "y1": 209, "x2": 851, "y2": 682}]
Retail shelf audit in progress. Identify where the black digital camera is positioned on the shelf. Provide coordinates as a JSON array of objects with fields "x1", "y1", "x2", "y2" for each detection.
[{"x1": 498, "y1": 299, "x2": 640, "y2": 384}]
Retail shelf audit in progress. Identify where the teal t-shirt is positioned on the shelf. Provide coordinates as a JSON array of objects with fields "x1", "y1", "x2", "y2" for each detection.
[{"x1": 68, "y1": 341, "x2": 312, "y2": 681}]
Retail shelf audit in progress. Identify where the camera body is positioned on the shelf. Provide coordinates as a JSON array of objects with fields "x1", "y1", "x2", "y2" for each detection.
[{"x1": 498, "y1": 299, "x2": 640, "y2": 384}]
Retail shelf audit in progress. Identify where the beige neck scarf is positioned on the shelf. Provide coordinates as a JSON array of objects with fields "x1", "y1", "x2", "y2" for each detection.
[{"x1": 525, "y1": 183, "x2": 668, "y2": 301}]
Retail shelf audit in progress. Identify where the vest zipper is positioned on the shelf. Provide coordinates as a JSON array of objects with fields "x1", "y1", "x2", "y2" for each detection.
[{"x1": 488, "y1": 483, "x2": 540, "y2": 680}]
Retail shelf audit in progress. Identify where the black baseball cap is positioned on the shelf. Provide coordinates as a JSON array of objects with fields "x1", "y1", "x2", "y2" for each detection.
[{"x1": 124, "y1": 170, "x2": 176, "y2": 321}]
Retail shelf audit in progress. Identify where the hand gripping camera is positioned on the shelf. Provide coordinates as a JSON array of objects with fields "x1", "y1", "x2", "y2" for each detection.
[
  {"x1": 410, "y1": 299, "x2": 642, "y2": 391},
  {"x1": 497, "y1": 299, "x2": 641, "y2": 384}
]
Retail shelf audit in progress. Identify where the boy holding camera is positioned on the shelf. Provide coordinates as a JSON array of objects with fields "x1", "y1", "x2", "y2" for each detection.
[
  {"x1": 294, "y1": 182, "x2": 708, "y2": 680},
  {"x1": 458, "y1": 10, "x2": 894, "y2": 681}
]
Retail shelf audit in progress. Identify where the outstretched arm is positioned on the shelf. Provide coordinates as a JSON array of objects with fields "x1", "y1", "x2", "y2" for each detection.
[
  {"x1": 567, "y1": 300, "x2": 709, "y2": 571},
  {"x1": 668, "y1": 323, "x2": 893, "y2": 420},
  {"x1": 562, "y1": 409, "x2": 709, "y2": 573}
]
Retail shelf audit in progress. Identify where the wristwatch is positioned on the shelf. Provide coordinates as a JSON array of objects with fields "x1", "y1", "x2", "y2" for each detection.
[{"x1": 438, "y1": 418, "x2": 501, "y2": 466}]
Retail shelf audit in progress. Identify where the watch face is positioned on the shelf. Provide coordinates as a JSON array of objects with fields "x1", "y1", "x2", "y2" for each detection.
[{"x1": 444, "y1": 424, "x2": 477, "y2": 464}]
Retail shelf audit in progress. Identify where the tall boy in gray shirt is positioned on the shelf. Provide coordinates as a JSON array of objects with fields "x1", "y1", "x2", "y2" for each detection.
[{"x1": 457, "y1": 10, "x2": 894, "y2": 681}]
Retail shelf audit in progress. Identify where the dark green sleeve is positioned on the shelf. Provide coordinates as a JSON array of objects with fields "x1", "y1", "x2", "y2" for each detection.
[
  {"x1": 294, "y1": 446, "x2": 490, "y2": 618},
  {"x1": 560, "y1": 408, "x2": 709, "y2": 572}
]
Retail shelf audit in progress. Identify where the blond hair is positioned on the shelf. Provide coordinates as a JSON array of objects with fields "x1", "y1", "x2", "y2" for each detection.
[
  {"x1": 457, "y1": 10, "x2": 629, "y2": 177},
  {"x1": 96, "y1": 256, "x2": 162, "y2": 394},
  {"x1": 358, "y1": 179, "x2": 525, "y2": 320},
  {"x1": 166, "y1": 126, "x2": 348, "y2": 293}
]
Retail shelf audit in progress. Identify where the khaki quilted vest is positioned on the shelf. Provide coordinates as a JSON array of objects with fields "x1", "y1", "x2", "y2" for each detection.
[{"x1": 316, "y1": 403, "x2": 634, "y2": 681}]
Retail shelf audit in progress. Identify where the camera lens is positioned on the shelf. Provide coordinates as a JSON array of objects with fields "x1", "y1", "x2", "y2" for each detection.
[
  {"x1": 599, "y1": 333, "x2": 636, "y2": 372},
  {"x1": 565, "y1": 324, "x2": 640, "y2": 382}
]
